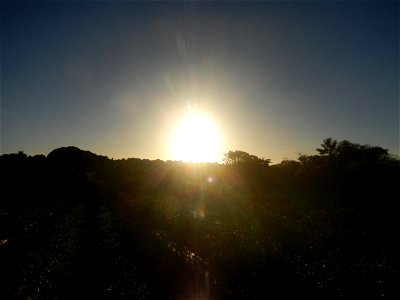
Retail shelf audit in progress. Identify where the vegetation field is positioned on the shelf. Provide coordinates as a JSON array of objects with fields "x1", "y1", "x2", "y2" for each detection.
[{"x1": 1, "y1": 139, "x2": 399, "y2": 299}]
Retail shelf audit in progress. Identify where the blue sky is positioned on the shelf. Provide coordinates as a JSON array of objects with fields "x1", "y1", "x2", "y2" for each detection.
[{"x1": 1, "y1": 1, "x2": 398, "y2": 162}]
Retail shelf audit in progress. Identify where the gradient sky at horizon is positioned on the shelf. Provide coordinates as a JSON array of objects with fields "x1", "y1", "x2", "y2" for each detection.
[{"x1": 1, "y1": 1, "x2": 399, "y2": 163}]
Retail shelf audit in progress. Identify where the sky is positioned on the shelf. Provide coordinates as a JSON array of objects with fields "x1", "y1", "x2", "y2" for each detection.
[{"x1": 1, "y1": 1, "x2": 399, "y2": 163}]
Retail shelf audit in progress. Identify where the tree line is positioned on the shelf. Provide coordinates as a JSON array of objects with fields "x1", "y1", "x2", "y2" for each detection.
[{"x1": 0, "y1": 138, "x2": 399, "y2": 299}]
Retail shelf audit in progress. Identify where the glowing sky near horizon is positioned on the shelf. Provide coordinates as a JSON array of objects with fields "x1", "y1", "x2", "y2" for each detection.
[{"x1": 1, "y1": 1, "x2": 399, "y2": 163}]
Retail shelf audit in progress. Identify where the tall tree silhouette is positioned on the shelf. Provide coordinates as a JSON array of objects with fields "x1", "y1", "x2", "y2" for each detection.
[{"x1": 316, "y1": 138, "x2": 338, "y2": 160}]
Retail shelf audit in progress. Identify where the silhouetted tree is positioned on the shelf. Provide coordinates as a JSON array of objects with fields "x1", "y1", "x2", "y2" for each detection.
[
  {"x1": 298, "y1": 154, "x2": 325, "y2": 167},
  {"x1": 223, "y1": 150, "x2": 270, "y2": 167},
  {"x1": 335, "y1": 140, "x2": 359, "y2": 162},
  {"x1": 334, "y1": 140, "x2": 389, "y2": 164},
  {"x1": 316, "y1": 138, "x2": 338, "y2": 160}
]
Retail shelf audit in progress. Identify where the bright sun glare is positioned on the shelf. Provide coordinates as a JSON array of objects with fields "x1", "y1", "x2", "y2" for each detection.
[{"x1": 171, "y1": 113, "x2": 221, "y2": 162}]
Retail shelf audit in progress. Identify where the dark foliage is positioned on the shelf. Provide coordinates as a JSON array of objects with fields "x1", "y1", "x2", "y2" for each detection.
[{"x1": 1, "y1": 139, "x2": 399, "y2": 299}]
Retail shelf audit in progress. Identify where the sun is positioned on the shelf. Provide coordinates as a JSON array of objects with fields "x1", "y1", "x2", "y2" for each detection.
[{"x1": 171, "y1": 113, "x2": 221, "y2": 162}]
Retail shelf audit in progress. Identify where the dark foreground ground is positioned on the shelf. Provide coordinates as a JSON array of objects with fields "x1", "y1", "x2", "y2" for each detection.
[{"x1": 1, "y1": 144, "x2": 399, "y2": 299}]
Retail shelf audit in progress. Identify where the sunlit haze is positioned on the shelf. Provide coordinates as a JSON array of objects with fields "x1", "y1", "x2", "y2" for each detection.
[{"x1": 1, "y1": 2, "x2": 398, "y2": 162}]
